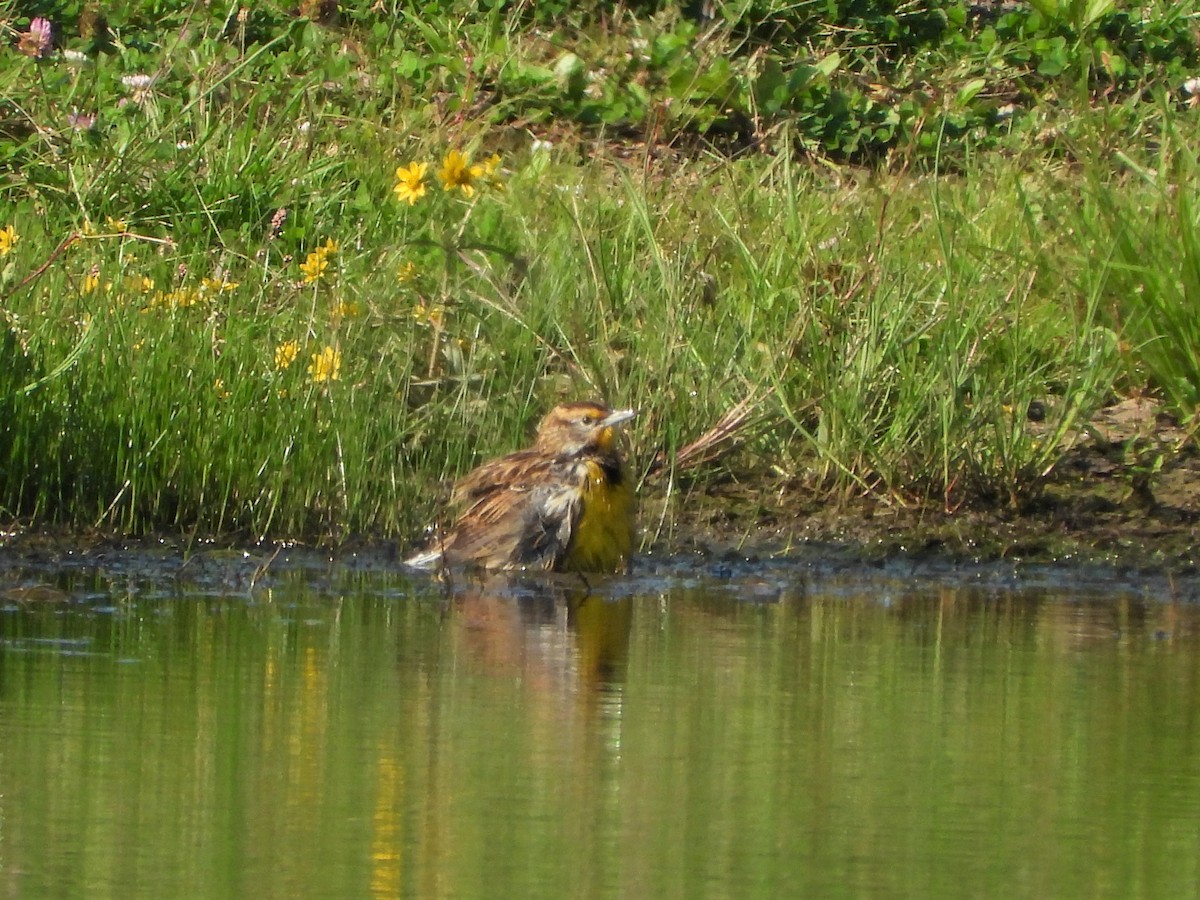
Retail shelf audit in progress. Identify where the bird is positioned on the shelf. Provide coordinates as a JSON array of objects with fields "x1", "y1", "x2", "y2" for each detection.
[{"x1": 405, "y1": 401, "x2": 637, "y2": 574}]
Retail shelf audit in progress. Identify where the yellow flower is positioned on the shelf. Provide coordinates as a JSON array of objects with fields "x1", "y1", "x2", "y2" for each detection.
[
  {"x1": 145, "y1": 288, "x2": 200, "y2": 309},
  {"x1": 300, "y1": 250, "x2": 329, "y2": 283},
  {"x1": 82, "y1": 268, "x2": 100, "y2": 294},
  {"x1": 300, "y1": 238, "x2": 339, "y2": 283},
  {"x1": 393, "y1": 162, "x2": 428, "y2": 205},
  {"x1": 308, "y1": 345, "x2": 341, "y2": 383},
  {"x1": 137, "y1": 276, "x2": 155, "y2": 293},
  {"x1": 274, "y1": 339, "x2": 300, "y2": 370},
  {"x1": 201, "y1": 276, "x2": 239, "y2": 294},
  {"x1": 481, "y1": 153, "x2": 505, "y2": 190},
  {"x1": 0, "y1": 224, "x2": 18, "y2": 255},
  {"x1": 213, "y1": 378, "x2": 231, "y2": 400},
  {"x1": 333, "y1": 299, "x2": 360, "y2": 318},
  {"x1": 412, "y1": 303, "x2": 444, "y2": 328},
  {"x1": 438, "y1": 149, "x2": 483, "y2": 197},
  {"x1": 396, "y1": 261, "x2": 417, "y2": 284},
  {"x1": 106, "y1": 216, "x2": 129, "y2": 233}
]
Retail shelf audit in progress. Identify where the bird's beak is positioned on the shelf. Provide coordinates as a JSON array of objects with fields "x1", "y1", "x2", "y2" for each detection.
[{"x1": 601, "y1": 408, "x2": 636, "y2": 428}]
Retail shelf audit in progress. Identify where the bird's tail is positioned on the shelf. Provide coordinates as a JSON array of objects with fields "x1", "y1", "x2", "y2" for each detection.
[{"x1": 403, "y1": 548, "x2": 444, "y2": 570}]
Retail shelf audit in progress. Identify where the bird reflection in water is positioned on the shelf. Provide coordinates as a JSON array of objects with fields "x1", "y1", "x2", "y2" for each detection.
[{"x1": 451, "y1": 576, "x2": 634, "y2": 716}]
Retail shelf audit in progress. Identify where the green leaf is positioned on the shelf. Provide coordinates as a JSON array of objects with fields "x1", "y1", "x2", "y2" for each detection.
[
  {"x1": 955, "y1": 78, "x2": 986, "y2": 108},
  {"x1": 815, "y1": 52, "x2": 841, "y2": 79},
  {"x1": 1080, "y1": 0, "x2": 1116, "y2": 30},
  {"x1": 1028, "y1": 0, "x2": 1062, "y2": 20}
]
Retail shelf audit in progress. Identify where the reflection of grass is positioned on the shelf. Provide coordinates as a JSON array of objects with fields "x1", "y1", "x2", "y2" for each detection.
[{"x1": 0, "y1": 17, "x2": 1194, "y2": 540}]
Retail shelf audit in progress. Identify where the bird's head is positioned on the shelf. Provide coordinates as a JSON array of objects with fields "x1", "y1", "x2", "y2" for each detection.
[{"x1": 534, "y1": 402, "x2": 636, "y2": 457}]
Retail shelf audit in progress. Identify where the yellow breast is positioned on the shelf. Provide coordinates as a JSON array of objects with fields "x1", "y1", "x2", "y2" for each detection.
[{"x1": 564, "y1": 459, "x2": 635, "y2": 573}]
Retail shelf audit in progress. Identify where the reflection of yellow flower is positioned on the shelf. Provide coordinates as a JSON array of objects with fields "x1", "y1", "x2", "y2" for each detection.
[
  {"x1": 0, "y1": 224, "x2": 18, "y2": 255},
  {"x1": 393, "y1": 162, "x2": 428, "y2": 206},
  {"x1": 438, "y1": 149, "x2": 483, "y2": 197},
  {"x1": 308, "y1": 345, "x2": 341, "y2": 383},
  {"x1": 274, "y1": 340, "x2": 300, "y2": 370}
]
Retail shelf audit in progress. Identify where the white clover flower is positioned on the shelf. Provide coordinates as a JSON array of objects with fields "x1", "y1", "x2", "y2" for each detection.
[
  {"x1": 531, "y1": 138, "x2": 554, "y2": 153},
  {"x1": 1183, "y1": 77, "x2": 1200, "y2": 96},
  {"x1": 120, "y1": 73, "x2": 155, "y2": 107},
  {"x1": 63, "y1": 49, "x2": 89, "y2": 64},
  {"x1": 121, "y1": 73, "x2": 153, "y2": 90}
]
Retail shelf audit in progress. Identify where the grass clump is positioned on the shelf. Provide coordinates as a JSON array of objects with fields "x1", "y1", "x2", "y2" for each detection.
[{"x1": 0, "y1": 2, "x2": 1198, "y2": 545}]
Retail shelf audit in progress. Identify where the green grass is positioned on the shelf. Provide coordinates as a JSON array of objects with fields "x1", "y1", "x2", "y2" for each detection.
[{"x1": 1, "y1": 2, "x2": 1198, "y2": 543}]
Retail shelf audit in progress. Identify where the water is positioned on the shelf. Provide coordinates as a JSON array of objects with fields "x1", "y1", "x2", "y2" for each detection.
[{"x1": 2, "y1": 546, "x2": 1199, "y2": 898}]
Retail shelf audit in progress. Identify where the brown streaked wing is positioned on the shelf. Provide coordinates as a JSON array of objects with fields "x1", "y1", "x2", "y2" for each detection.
[
  {"x1": 442, "y1": 458, "x2": 586, "y2": 570},
  {"x1": 450, "y1": 449, "x2": 551, "y2": 505}
]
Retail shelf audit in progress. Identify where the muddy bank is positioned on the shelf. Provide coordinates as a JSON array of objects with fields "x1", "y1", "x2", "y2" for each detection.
[{"x1": 664, "y1": 398, "x2": 1199, "y2": 573}]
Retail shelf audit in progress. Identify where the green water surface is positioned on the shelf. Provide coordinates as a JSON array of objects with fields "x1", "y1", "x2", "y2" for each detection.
[{"x1": 1, "y1": 555, "x2": 1198, "y2": 898}]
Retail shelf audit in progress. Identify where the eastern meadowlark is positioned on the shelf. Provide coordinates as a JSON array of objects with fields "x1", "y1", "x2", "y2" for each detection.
[{"x1": 405, "y1": 401, "x2": 637, "y2": 574}]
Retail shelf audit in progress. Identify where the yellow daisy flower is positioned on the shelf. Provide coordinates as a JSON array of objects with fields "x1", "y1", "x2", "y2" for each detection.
[
  {"x1": 481, "y1": 153, "x2": 505, "y2": 190},
  {"x1": 438, "y1": 149, "x2": 483, "y2": 198},
  {"x1": 393, "y1": 162, "x2": 429, "y2": 206},
  {"x1": 0, "y1": 224, "x2": 18, "y2": 256}
]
